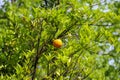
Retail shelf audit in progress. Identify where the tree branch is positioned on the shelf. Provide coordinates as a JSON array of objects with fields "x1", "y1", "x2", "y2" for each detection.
[
  {"x1": 31, "y1": 23, "x2": 43, "y2": 80},
  {"x1": 57, "y1": 20, "x2": 78, "y2": 38},
  {"x1": 44, "y1": 0, "x2": 48, "y2": 9}
]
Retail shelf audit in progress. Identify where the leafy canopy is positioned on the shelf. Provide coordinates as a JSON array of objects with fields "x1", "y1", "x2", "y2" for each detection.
[{"x1": 0, "y1": 0, "x2": 120, "y2": 80}]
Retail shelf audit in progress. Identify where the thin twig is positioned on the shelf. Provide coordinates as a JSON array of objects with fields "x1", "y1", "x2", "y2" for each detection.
[{"x1": 57, "y1": 20, "x2": 78, "y2": 38}]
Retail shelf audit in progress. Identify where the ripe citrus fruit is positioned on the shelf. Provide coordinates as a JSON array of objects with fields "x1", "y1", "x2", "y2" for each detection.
[{"x1": 53, "y1": 39, "x2": 62, "y2": 48}]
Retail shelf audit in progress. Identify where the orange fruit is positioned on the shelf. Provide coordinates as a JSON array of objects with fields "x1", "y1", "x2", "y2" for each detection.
[{"x1": 53, "y1": 39, "x2": 62, "y2": 48}]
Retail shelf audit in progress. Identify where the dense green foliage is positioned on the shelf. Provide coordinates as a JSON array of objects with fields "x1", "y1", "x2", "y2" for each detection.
[{"x1": 0, "y1": 0, "x2": 120, "y2": 80}]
